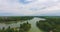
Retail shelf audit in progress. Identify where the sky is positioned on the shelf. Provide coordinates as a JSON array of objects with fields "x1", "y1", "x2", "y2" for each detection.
[{"x1": 0, "y1": 0, "x2": 60, "y2": 16}]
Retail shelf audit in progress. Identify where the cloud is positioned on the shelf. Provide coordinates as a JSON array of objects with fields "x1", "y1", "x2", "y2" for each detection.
[
  {"x1": 0, "y1": 0, "x2": 60, "y2": 16},
  {"x1": 19, "y1": 0, "x2": 35, "y2": 4}
]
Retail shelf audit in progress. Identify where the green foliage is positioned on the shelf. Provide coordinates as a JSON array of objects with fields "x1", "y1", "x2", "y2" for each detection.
[
  {"x1": 0, "y1": 22, "x2": 31, "y2": 32},
  {"x1": 0, "y1": 16, "x2": 34, "y2": 22},
  {"x1": 20, "y1": 22, "x2": 31, "y2": 31},
  {"x1": 36, "y1": 18, "x2": 60, "y2": 32}
]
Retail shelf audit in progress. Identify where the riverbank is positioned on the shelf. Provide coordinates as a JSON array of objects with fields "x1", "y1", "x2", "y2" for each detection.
[
  {"x1": 0, "y1": 17, "x2": 45, "y2": 32},
  {"x1": 36, "y1": 17, "x2": 60, "y2": 32},
  {"x1": 0, "y1": 22, "x2": 31, "y2": 32}
]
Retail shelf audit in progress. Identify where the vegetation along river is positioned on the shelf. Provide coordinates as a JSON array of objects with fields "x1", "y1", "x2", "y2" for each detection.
[{"x1": 0, "y1": 17, "x2": 45, "y2": 32}]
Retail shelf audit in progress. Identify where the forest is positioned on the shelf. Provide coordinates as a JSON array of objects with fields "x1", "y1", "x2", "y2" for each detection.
[
  {"x1": 36, "y1": 17, "x2": 60, "y2": 32},
  {"x1": 0, "y1": 16, "x2": 34, "y2": 22}
]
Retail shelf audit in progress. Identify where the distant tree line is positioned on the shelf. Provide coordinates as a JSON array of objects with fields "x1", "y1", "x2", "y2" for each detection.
[{"x1": 0, "y1": 16, "x2": 34, "y2": 22}]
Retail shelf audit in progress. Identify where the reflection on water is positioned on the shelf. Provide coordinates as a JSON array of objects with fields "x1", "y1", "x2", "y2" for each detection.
[{"x1": 0, "y1": 18, "x2": 45, "y2": 32}]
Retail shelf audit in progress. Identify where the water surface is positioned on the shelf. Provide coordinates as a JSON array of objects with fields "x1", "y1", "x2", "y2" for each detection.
[{"x1": 0, "y1": 17, "x2": 45, "y2": 32}]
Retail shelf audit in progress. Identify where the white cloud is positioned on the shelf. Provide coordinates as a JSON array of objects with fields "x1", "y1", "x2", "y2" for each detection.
[{"x1": 0, "y1": 0, "x2": 60, "y2": 16}]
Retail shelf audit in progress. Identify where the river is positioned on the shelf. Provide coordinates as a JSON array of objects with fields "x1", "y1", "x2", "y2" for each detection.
[{"x1": 0, "y1": 17, "x2": 45, "y2": 32}]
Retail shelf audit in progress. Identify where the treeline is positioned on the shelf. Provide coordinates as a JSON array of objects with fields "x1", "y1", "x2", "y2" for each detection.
[
  {"x1": 36, "y1": 18, "x2": 60, "y2": 32},
  {"x1": 0, "y1": 16, "x2": 34, "y2": 22},
  {"x1": 0, "y1": 22, "x2": 31, "y2": 32}
]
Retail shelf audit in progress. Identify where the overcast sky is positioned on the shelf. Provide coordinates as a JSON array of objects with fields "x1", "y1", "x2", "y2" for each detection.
[{"x1": 0, "y1": 0, "x2": 60, "y2": 16}]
